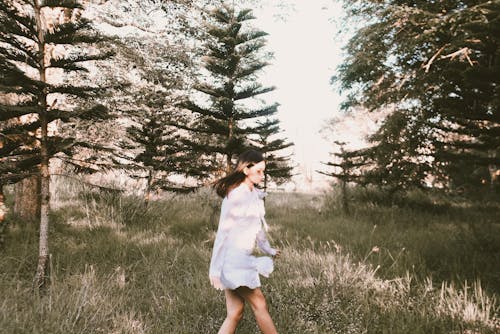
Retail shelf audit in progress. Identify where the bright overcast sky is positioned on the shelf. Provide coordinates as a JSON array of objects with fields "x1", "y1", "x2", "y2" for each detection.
[{"x1": 251, "y1": 1, "x2": 347, "y2": 190}]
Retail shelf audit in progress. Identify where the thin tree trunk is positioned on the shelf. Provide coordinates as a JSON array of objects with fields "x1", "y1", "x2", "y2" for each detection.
[
  {"x1": 33, "y1": 0, "x2": 50, "y2": 289},
  {"x1": 226, "y1": 153, "x2": 232, "y2": 173},
  {"x1": 0, "y1": 186, "x2": 6, "y2": 247},
  {"x1": 341, "y1": 179, "x2": 349, "y2": 214},
  {"x1": 264, "y1": 173, "x2": 268, "y2": 193},
  {"x1": 144, "y1": 168, "x2": 153, "y2": 206},
  {"x1": 226, "y1": 118, "x2": 234, "y2": 173},
  {"x1": 14, "y1": 176, "x2": 41, "y2": 222}
]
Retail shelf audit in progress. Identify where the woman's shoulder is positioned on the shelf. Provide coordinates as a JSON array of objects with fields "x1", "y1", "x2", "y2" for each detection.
[
  {"x1": 255, "y1": 188, "x2": 267, "y2": 200},
  {"x1": 226, "y1": 183, "x2": 250, "y2": 200}
]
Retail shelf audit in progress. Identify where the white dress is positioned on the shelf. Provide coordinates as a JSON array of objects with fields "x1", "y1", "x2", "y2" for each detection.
[{"x1": 209, "y1": 182, "x2": 277, "y2": 290}]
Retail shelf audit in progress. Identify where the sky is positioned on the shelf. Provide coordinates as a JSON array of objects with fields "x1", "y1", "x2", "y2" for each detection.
[{"x1": 251, "y1": 1, "x2": 348, "y2": 191}]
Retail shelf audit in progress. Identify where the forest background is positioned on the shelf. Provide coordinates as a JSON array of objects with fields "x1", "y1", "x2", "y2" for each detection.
[{"x1": 0, "y1": 0, "x2": 498, "y2": 333}]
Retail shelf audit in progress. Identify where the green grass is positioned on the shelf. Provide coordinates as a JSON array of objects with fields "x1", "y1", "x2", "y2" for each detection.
[
  {"x1": 267, "y1": 189, "x2": 500, "y2": 295},
  {"x1": 0, "y1": 180, "x2": 498, "y2": 333}
]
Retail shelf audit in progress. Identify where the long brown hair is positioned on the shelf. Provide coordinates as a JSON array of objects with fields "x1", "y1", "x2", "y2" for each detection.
[{"x1": 214, "y1": 150, "x2": 264, "y2": 198}]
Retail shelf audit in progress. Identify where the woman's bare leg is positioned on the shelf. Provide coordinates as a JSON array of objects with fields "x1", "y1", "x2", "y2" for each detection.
[
  {"x1": 236, "y1": 286, "x2": 278, "y2": 334},
  {"x1": 218, "y1": 289, "x2": 245, "y2": 334}
]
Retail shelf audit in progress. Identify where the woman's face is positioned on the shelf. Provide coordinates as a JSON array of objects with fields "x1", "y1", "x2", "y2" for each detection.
[{"x1": 244, "y1": 161, "x2": 266, "y2": 185}]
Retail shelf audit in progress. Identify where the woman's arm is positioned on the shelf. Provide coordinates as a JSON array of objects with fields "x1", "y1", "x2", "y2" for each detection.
[
  {"x1": 256, "y1": 228, "x2": 277, "y2": 256},
  {"x1": 209, "y1": 215, "x2": 234, "y2": 288}
]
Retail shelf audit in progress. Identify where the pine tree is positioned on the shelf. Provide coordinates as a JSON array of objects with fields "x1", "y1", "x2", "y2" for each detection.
[
  {"x1": 179, "y1": 3, "x2": 279, "y2": 175},
  {"x1": 80, "y1": 0, "x2": 220, "y2": 192},
  {"x1": 110, "y1": 23, "x2": 206, "y2": 195},
  {"x1": 0, "y1": 90, "x2": 41, "y2": 221},
  {"x1": 319, "y1": 141, "x2": 366, "y2": 213},
  {"x1": 0, "y1": 0, "x2": 113, "y2": 288},
  {"x1": 125, "y1": 109, "x2": 205, "y2": 201},
  {"x1": 253, "y1": 118, "x2": 293, "y2": 191}
]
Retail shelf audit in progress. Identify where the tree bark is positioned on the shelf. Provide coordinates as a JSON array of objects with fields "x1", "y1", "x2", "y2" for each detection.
[
  {"x1": 33, "y1": 0, "x2": 50, "y2": 290},
  {"x1": 144, "y1": 168, "x2": 153, "y2": 206},
  {"x1": 0, "y1": 186, "x2": 6, "y2": 247},
  {"x1": 264, "y1": 172, "x2": 268, "y2": 193},
  {"x1": 14, "y1": 176, "x2": 41, "y2": 222},
  {"x1": 226, "y1": 117, "x2": 234, "y2": 173},
  {"x1": 341, "y1": 179, "x2": 349, "y2": 214}
]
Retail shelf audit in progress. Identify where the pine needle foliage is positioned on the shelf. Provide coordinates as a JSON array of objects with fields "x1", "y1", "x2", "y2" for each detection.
[
  {"x1": 253, "y1": 117, "x2": 294, "y2": 190},
  {"x1": 0, "y1": 0, "x2": 114, "y2": 183},
  {"x1": 179, "y1": 2, "x2": 280, "y2": 174},
  {"x1": 319, "y1": 141, "x2": 367, "y2": 212},
  {"x1": 124, "y1": 109, "x2": 204, "y2": 196},
  {"x1": 0, "y1": 0, "x2": 114, "y2": 288}
]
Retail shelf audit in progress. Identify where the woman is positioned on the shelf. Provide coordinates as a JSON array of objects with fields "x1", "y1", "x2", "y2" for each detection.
[{"x1": 210, "y1": 150, "x2": 281, "y2": 334}]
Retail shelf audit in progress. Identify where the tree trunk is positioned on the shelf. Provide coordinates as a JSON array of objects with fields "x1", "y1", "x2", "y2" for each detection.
[
  {"x1": 341, "y1": 179, "x2": 349, "y2": 214},
  {"x1": 264, "y1": 172, "x2": 268, "y2": 193},
  {"x1": 226, "y1": 118, "x2": 234, "y2": 173},
  {"x1": 0, "y1": 186, "x2": 6, "y2": 247},
  {"x1": 33, "y1": 0, "x2": 50, "y2": 290},
  {"x1": 14, "y1": 176, "x2": 41, "y2": 222},
  {"x1": 144, "y1": 168, "x2": 153, "y2": 206}
]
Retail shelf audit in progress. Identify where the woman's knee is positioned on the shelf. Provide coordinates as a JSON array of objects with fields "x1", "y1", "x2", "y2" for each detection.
[
  {"x1": 249, "y1": 296, "x2": 268, "y2": 313},
  {"x1": 237, "y1": 287, "x2": 268, "y2": 313},
  {"x1": 227, "y1": 305, "x2": 244, "y2": 322}
]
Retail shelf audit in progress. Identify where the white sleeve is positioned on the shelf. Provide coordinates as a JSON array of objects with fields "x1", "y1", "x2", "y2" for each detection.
[
  {"x1": 208, "y1": 189, "x2": 246, "y2": 278},
  {"x1": 209, "y1": 210, "x2": 234, "y2": 278},
  {"x1": 256, "y1": 219, "x2": 276, "y2": 256},
  {"x1": 256, "y1": 194, "x2": 275, "y2": 255}
]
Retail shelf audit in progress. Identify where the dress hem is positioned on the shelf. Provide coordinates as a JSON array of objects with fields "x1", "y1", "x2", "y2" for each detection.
[{"x1": 225, "y1": 283, "x2": 261, "y2": 290}]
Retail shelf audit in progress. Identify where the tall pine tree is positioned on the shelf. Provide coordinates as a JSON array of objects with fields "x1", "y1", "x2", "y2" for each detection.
[
  {"x1": 179, "y1": 3, "x2": 279, "y2": 175},
  {"x1": 104, "y1": 2, "x2": 211, "y2": 196},
  {"x1": 0, "y1": 0, "x2": 113, "y2": 288},
  {"x1": 124, "y1": 108, "x2": 205, "y2": 200}
]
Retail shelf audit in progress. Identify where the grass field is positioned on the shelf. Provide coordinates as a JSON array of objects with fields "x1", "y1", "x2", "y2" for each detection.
[{"x1": 0, "y1": 179, "x2": 498, "y2": 333}]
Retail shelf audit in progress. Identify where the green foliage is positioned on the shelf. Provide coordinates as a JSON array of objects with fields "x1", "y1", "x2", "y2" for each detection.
[
  {"x1": 320, "y1": 141, "x2": 364, "y2": 184},
  {"x1": 103, "y1": 6, "x2": 204, "y2": 191},
  {"x1": 320, "y1": 141, "x2": 366, "y2": 212},
  {"x1": 361, "y1": 109, "x2": 434, "y2": 191},
  {"x1": 124, "y1": 112, "x2": 202, "y2": 194},
  {"x1": 253, "y1": 118, "x2": 294, "y2": 189},
  {"x1": 179, "y1": 3, "x2": 281, "y2": 174},
  {"x1": 335, "y1": 0, "x2": 500, "y2": 190},
  {"x1": 0, "y1": 0, "x2": 114, "y2": 183}
]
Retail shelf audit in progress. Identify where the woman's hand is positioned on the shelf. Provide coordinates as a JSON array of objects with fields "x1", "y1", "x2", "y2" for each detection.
[
  {"x1": 272, "y1": 249, "x2": 281, "y2": 259},
  {"x1": 209, "y1": 275, "x2": 224, "y2": 290}
]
